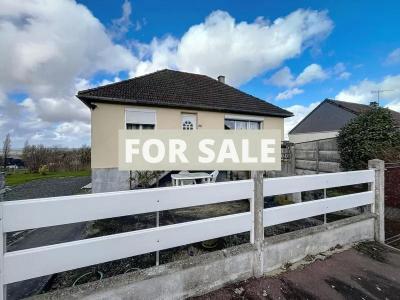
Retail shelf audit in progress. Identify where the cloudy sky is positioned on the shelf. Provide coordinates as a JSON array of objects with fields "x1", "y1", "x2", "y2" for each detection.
[{"x1": 1, "y1": 0, "x2": 400, "y2": 148}]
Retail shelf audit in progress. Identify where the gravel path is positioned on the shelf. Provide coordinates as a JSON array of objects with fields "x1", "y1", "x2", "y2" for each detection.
[
  {"x1": 4, "y1": 176, "x2": 91, "y2": 201},
  {"x1": 4, "y1": 176, "x2": 91, "y2": 300}
]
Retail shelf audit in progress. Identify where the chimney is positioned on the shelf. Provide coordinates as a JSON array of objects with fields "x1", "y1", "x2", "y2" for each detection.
[
  {"x1": 370, "y1": 101, "x2": 379, "y2": 107},
  {"x1": 217, "y1": 75, "x2": 225, "y2": 83}
]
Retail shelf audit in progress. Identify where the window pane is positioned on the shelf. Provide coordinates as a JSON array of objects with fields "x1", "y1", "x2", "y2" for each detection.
[
  {"x1": 126, "y1": 123, "x2": 140, "y2": 130},
  {"x1": 182, "y1": 120, "x2": 194, "y2": 130},
  {"x1": 224, "y1": 120, "x2": 235, "y2": 130},
  {"x1": 141, "y1": 124, "x2": 155, "y2": 130},
  {"x1": 235, "y1": 121, "x2": 247, "y2": 130},
  {"x1": 248, "y1": 121, "x2": 261, "y2": 130}
]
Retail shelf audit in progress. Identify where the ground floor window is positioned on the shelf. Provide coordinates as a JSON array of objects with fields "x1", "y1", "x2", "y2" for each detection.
[
  {"x1": 224, "y1": 119, "x2": 261, "y2": 130},
  {"x1": 126, "y1": 123, "x2": 155, "y2": 130},
  {"x1": 125, "y1": 109, "x2": 156, "y2": 130}
]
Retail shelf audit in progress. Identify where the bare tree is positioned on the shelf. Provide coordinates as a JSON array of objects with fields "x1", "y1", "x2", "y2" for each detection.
[{"x1": 2, "y1": 133, "x2": 11, "y2": 169}]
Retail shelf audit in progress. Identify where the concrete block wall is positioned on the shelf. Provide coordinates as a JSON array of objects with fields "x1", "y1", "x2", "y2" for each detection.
[
  {"x1": 92, "y1": 168, "x2": 130, "y2": 193},
  {"x1": 31, "y1": 214, "x2": 375, "y2": 300},
  {"x1": 263, "y1": 214, "x2": 374, "y2": 273}
]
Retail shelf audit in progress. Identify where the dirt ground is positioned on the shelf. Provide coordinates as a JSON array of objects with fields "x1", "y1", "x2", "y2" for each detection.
[{"x1": 192, "y1": 242, "x2": 400, "y2": 300}]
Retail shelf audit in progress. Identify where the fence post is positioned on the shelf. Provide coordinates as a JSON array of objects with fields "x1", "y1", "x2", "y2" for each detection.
[
  {"x1": 289, "y1": 144, "x2": 302, "y2": 203},
  {"x1": 251, "y1": 171, "x2": 264, "y2": 277},
  {"x1": 368, "y1": 159, "x2": 385, "y2": 243},
  {"x1": 0, "y1": 172, "x2": 5, "y2": 300}
]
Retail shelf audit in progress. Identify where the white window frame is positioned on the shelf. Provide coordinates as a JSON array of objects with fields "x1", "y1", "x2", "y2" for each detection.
[
  {"x1": 125, "y1": 108, "x2": 157, "y2": 129},
  {"x1": 181, "y1": 113, "x2": 197, "y2": 130},
  {"x1": 224, "y1": 114, "x2": 263, "y2": 130}
]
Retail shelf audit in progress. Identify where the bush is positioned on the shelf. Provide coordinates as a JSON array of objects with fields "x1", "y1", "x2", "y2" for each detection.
[
  {"x1": 133, "y1": 171, "x2": 161, "y2": 188},
  {"x1": 38, "y1": 165, "x2": 49, "y2": 175},
  {"x1": 22, "y1": 143, "x2": 91, "y2": 173},
  {"x1": 337, "y1": 107, "x2": 400, "y2": 170}
]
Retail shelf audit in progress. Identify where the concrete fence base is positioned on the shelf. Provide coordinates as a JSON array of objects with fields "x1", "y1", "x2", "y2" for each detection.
[{"x1": 31, "y1": 214, "x2": 375, "y2": 300}]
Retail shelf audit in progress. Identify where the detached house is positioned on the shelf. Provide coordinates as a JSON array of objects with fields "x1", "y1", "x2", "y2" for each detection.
[
  {"x1": 77, "y1": 69, "x2": 293, "y2": 192},
  {"x1": 289, "y1": 99, "x2": 400, "y2": 144}
]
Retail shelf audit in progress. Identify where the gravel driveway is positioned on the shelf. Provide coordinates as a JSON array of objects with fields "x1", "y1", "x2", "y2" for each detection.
[
  {"x1": 4, "y1": 176, "x2": 91, "y2": 300},
  {"x1": 4, "y1": 176, "x2": 91, "y2": 201}
]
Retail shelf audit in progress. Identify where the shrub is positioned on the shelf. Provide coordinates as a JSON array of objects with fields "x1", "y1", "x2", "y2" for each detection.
[
  {"x1": 38, "y1": 165, "x2": 49, "y2": 175},
  {"x1": 337, "y1": 107, "x2": 400, "y2": 170},
  {"x1": 133, "y1": 171, "x2": 161, "y2": 188}
]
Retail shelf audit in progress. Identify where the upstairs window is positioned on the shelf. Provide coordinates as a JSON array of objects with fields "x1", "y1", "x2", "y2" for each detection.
[{"x1": 125, "y1": 109, "x2": 156, "y2": 130}]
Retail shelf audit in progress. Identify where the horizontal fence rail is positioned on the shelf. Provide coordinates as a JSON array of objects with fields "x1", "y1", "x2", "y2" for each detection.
[
  {"x1": 4, "y1": 212, "x2": 251, "y2": 284},
  {"x1": 263, "y1": 192, "x2": 374, "y2": 227},
  {"x1": 264, "y1": 170, "x2": 374, "y2": 196},
  {"x1": 3, "y1": 180, "x2": 253, "y2": 232},
  {"x1": 0, "y1": 169, "x2": 377, "y2": 294}
]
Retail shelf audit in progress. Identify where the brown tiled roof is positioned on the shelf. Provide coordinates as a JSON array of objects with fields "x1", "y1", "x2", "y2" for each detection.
[
  {"x1": 327, "y1": 99, "x2": 400, "y2": 126},
  {"x1": 77, "y1": 69, "x2": 293, "y2": 118}
]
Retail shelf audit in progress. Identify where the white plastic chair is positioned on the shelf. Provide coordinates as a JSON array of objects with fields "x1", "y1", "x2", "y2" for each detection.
[{"x1": 209, "y1": 170, "x2": 219, "y2": 183}]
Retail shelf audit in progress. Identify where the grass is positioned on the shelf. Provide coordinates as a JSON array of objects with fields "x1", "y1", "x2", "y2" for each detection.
[{"x1": 5, "y1": 170, "x2": 91, "y2": 186}]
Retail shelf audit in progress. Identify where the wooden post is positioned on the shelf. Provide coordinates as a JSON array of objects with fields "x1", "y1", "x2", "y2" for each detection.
[
  {"x1": 251, "y1": 171, "x2": 264, "y2": 277},
  {"x1": 368, "y1": 159, "x2": 385, "y2": 243},
  {"x1": 290, "y1": 144, "x2": 296, "y2": 175},
  {"x1": 290, "y1": 144, "x2": 302, "y2": 203}
]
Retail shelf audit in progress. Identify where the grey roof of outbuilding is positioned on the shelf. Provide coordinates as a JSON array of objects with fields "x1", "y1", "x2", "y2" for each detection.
[
  {"x1": 289, "y1": 98, "x2": 400, "y2": 134},
  {"x1": 77, "y1": 69, "x2": 293, "y2": 118}
]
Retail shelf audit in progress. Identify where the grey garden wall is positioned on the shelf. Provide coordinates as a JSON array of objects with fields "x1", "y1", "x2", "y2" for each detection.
[
  {"x1": 92, "y1": 168, "x2": 130, "y2": 193},
  {"x1": 30, "y1": 214, "x2": 375, "y2": 300}
]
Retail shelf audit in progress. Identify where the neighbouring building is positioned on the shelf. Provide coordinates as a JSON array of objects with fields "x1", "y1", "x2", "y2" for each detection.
[
  {"x1": 289, "y1": 99, "x2": 400, "y2": 144},
  {"x1": 77, "y1": 69, "x2": 293, "y2": 192}
]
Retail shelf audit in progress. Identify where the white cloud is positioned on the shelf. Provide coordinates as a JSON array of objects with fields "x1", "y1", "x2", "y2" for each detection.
[
  {"x1": 386, "y1": 100, "x2": 400, "y2": 112},
  {"x1": 131, "y1": 9, "x2": 333, "y2": 86},
  {"x1": 267, "y1": 67, "x2": 295, "y2": 87},
  {"x1": 333, "y1": 62, "x2": 351, "y2": 80},
  {"x1": 385, "y1": 48, "x2": 400, "y2": 65},
  {"x1": 0, "y1": 0, "x2": 139, "y2": 147},
  {"x1": 283, "y1": 102, "x2": 320, "y2": 139},
  {"x1": 296, "y1": 64, "x2": 328, "y2": 85},
  {"x1": 268, "y1": 63, "x2": 328, "y2": 88},
  {"x1": 110, "y1": 0, "x2": 132, "y2": 39},
  {"x1": 338, "y1": 71, "x2": 351, "y2": 80},
  {"x1": 0, "y1": 0, "x2": 137, "y2": 98},
  {"x1": 336, "y1": 74, "x2": 400, "y2": 104},
  {"x1": 276, "y1": 88, "x2": 304, "y2": 100}
]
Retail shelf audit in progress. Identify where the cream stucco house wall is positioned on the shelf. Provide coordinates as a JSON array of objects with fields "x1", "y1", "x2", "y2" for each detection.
[
  {"x1": 92, "y1": 103, "x2": 284, "y2": 169},
  {"x1": 78, "y1": 69, "x2": 292, "y2": 192}
]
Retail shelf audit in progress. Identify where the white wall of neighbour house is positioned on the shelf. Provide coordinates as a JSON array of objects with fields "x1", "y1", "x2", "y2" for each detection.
[{"x1": 289, "y1": 130, "x2": 338, "y2": 144}]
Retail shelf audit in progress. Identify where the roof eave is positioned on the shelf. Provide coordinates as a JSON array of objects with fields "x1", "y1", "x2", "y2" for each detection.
[{"x1": 77, "y1": 95, "x2": 293, "y2": 118}]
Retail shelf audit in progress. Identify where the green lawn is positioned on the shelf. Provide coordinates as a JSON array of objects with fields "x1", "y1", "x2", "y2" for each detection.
[{"x1": 5, "y1": 170, "x2": 91, "y2": 186}]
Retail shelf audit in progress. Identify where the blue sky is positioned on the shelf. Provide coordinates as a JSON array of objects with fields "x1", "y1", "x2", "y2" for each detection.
[
  {"x1": 80, "y1": 0, "x2": 400, "y2": 105},
  {"x1": 1, "y1": 0, "x2": 400, "y2": 147}
]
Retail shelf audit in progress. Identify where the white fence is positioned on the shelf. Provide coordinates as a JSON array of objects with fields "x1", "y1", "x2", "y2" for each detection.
[{"x1": 0, "y1": 169, "x2": 376, "y2": 299}]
